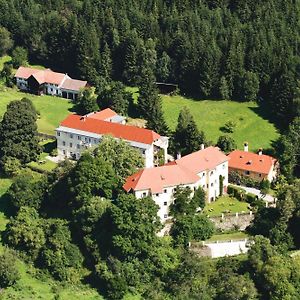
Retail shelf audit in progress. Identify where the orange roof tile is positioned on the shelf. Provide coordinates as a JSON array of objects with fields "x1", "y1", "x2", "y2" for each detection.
[
  {"x1": 175, "y1": 146, "x2": 229, "y2": 174},
  {"x1": 87, "y1": 108, "x2": 118, "y2": 121},
  {"x1": 228, "y1": 150, "x2": 276, "y2": 174},
  {"x1": 60, "y1": 114, "x2": 160, "y2": 145},
  {"x1": 123, "y1": 164, "x2": 200, "y2": 193}
]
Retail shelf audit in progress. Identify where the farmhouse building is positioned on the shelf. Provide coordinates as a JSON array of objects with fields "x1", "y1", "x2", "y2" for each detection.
[
  {"x1": 56, "y1": 109, "x2": 169, "y2": 168},
  {"x1": 15, "y1": 66, "x2": 87, "y2": 100},
  {"x1": 123, "y1": 146, "x2": 229, "y2": 221},
  {"x1": 228, "y1": 144, "x2": 278, "y2": 182}
]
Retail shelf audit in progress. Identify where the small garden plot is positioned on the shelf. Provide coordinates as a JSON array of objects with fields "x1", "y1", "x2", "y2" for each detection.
[{"x1": 203, "y1": 196, "x2": 250, "y2": 217}]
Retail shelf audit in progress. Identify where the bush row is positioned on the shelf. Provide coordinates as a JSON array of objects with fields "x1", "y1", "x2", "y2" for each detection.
[{"x1": 227, "y1": 185, "x2": 258, "y2": 204}]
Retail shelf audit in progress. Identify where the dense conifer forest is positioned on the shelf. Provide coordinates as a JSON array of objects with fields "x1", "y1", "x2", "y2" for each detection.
[{"x1": 0, "y1": 0, "x2": 299, "y2": 125}]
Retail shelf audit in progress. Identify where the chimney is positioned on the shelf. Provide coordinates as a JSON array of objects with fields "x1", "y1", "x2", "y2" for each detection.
[
  {"x1": 258, "y1": 148, "x2": 263, "y2": 155},
  {"x1": 200, "y1": 144, "x2": 205, "y2": 150},
  {"x1": 177, "y1": 152, "x2": 181, "y2": 160},
  {"x1": 244, "y1": 142, "x2": 248, "y2": 152}
]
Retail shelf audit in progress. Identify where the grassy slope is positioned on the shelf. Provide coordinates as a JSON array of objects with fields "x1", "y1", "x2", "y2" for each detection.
[
  {"x1": 162, "y1": 95, "x2": 279, "y2": 152},
  {"x1": 0, "y1": 87, "x2": 73, "y2": 134}
]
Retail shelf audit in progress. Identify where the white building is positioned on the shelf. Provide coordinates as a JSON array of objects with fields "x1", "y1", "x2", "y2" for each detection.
[
  {"x1": 123, "y1": 146, "x2": 229, "y2": 222},
  {"x1": 15, "y1": 66, "x2": 87, "y2": 100},
  {"x1": 55, "y1": 109, "x2": 169, "y2": 168}
]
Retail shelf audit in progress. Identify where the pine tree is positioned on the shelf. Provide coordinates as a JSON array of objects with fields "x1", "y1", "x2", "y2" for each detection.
[
  {"x1": 138, "y1": 64, "x2": 168, "y2": 135},
  {"x1": 173, "y1": 107, "x2": 206, "y2": 156}
]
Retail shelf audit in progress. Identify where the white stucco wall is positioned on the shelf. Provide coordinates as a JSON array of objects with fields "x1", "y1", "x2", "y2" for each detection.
[{"x1": 56, "y1": 127, "x2": 160, "y2": 168}]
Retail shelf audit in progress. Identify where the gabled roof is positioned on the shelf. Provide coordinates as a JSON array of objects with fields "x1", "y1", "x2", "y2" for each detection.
[
  {"x1": 123, "y1": 146, "x2": 229, "y2": 193},
  {"x1": 15, "y1": 66, "x2": 40, "y2": 79},
  {"x1": 228, "y1": 150, "x2": 277, "y2": 175},
  {"x1": 59, "y1": 114, "x2": 161, "y2": 145},
  {"x1": 175, "y1": 146, "x2": 229, "y2": 174},
  {"x1": 123, "y1": 164, "x2": 199, "y2": 193},
  {"x1": 15, "y1": 66, "x2": 66, "y2": 85},
  {"x1": 60, "y1": 78, "x2": 87, "y2": 91},
  {"x1": 87, "y1": 108, "x2": 118, "y2": 121}
]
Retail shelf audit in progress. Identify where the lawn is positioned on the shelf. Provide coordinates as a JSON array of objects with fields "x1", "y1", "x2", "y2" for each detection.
[
  {"x1": 27, "y1": 139, "x2": 57, "y2": 172},
  {"x1": 206, "y1": 231, "x2": 248, "y2": 242},
  {"x1": 0, "y1": 87, "x2": 73, "y2": 134},
  {"x1": 203, "y1": 196, "x2": 249, "y2": 217},
  {"x1": 162, "y1": 95, "x2": 279, "y2": 151}
]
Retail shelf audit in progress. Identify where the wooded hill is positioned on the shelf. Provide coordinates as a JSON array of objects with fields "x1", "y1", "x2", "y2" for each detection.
[{"x1": 0, "y1": 0, "x2": 299, "y2": 127}]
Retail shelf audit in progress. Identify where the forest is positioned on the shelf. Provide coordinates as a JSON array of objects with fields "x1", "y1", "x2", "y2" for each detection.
[
  {"x1": 0, "y1": 0, "x2": 299, "y2": 126},
  {"x1": 0, "y1": 0, "x2": 300, "y2": 299}
]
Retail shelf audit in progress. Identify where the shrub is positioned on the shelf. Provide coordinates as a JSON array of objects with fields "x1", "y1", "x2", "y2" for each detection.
[
  {"x1": 2, "y1": 157, "x2": 21, "y2": 177},
  {"x1": 246, "y1": 193, "x2": 257, "y2": 204},
  {"x1": 227, "y1": 185, "x2": 246, "y2": 201},
  {"x1": 0, "y1": 250, "x2": 20, "y2": 288}
]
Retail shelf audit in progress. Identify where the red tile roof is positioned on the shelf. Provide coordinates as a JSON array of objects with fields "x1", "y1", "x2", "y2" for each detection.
[
  {"x1": 87, "y1": 108, "x2": 118, "y2": 121},
  {"x1": 60, "y1": 78, "x2": 87, "y2": 91},
  {"x1": 228, "y1": 150, "x2": 276, "y2": 175},
  {"x1": 15, "y1": 66, "x2": 66, "y2": 85},
  {"x1": 60, "y1": 114, "x2": 160, "y2": 145},
  {"x1": 15, "y1": 66, "x2": 40, "y2": 79},
  {"x1": 175, "y1": 146, "x2": 229, "y2": 174},
  {"x1": 123, "y1": 164, "x2": 199, "y2": 193},
  {"x1": 123, "y1": 146, "x2": 228, "y2": 193}
]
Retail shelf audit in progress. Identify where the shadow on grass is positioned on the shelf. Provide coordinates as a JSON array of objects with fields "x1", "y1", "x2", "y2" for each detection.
[
  {"x1": 0, "y1": 192, "x2": 14, "y2": 219},
  {"x1": 248, "y1": 104, "x2": 281, "y2": 130},
  {"x1": 43, "y1": 140, "x2": 56, "y2": 154}
]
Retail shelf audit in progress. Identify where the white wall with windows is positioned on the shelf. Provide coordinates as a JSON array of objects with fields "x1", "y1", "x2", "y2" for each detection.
[{"x1": 56, "y1": 127, "x2": 165, "y2": 168}]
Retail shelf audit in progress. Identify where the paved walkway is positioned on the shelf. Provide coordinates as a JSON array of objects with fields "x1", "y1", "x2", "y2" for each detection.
[
  {"x1": 46, "y1": 155, "x2": 64, "y2": 163},
  {"x1": 232, "y1": 184, "x2": 275, "y2": 205}
]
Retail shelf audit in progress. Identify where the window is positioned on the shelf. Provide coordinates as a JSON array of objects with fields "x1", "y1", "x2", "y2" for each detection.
[
  {"x1": 245, "y1": 171, "x2": 250, "y2": 175},
  {"x1": 164, "y1": 189, "x2": 167, "y2": 193},
  {"x1": 88, "y1": 138, "x2": 91, "y2": 143},
  {"x1": 70, "y1": 134, "x2": 73, "y2": 139},
  {"x1": 57, "y1": 132, "x2": 60, "y2": 136},
  {"x1": 210, "y1": 171, "x2": 214, "y2": 176},
  {"x1": 203, "y1": 185, "x2": 205, "y2": 189},
  {"x1": 62, "y1": 141, "x2": 66, "y2": 146},
  {"x1": 142, "y1": 192, "x2": 147, "y2": 197},
  {"x1": 259, "y1": 174, "x2": 262, "y2": 177},
  {"x1": 211, "y1": 183, "x2": 214, "y2": 187},
  {"x1": 164, "y1": 214, "x2": 168, "y2": 219},
  {"x1": 142, "y1": 150, "x2": 146, "y2": 154},
  {"x1": 156, "y1": 193, "x2": 159, "y2": 197},
  {"x1": 77, "y1": 135, "x2": 81, "y2": 140},
  {"x1": 207, "y1": 184, "x2": 209, "y2": 188},
  {"x1": 94, "y1": 139, "x2": 97, "y2": 143},
  {"x1": 69, "y1": 143, "x2": 73, "y2": 148},
  {"x1": 63, "y1": 150, "x2": 66, "y2": 155},
  {"x1": 164, "y1": 202, "x2": 167, "y2": 206},
  {"x1": 222, "y1": 164, "x2": 226, "y2": 169},
  {"x1": 77, "y1": 144, "x2": 80, "y2": 149},
  {"x1": 85, "y1": 137, "x2": 88, "y2": 142}
]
